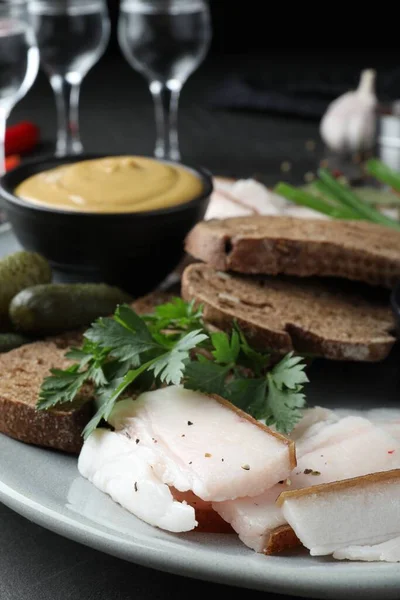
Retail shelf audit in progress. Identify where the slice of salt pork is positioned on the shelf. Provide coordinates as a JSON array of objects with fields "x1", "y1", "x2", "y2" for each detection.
[
  {"x1": 78, "y1": 428, "x2": 197, "y2": 533},
  {"x1": 334, "y1": 408, "x2": 400, "y2": 442},
  {"x1": 278, "y1": 469, "x2": 400, "y2": 556},
  {"x1": 109, "y1": 386, "x2": 295, "y2": 502},
  {"x1": 333, "y1": 537, "x2": 400, "y2": 562},
  {"x1": 213, "y1": 416, "x2": 400, "y2": 553}
]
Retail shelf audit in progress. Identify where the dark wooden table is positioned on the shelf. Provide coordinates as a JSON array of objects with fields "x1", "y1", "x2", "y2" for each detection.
[{"x1": 0, "y1": 53, "x2": 383, "y2": 600}]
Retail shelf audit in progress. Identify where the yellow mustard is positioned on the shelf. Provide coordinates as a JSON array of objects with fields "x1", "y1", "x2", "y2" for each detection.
[{"x1": 15, "y1": 156, "x2": 204, "y2": 213}]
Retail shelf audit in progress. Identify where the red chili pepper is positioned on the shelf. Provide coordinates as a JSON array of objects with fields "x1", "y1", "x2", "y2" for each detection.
[
  {"x1": 5, "y1": 121, "x2": 40, "y2": 156},
  {"x1": 5, "y1": 155, "x2": 21, "y2": 171},
  {"x1": 388, "y1": 450, "x2": 395, "y2": 454}
]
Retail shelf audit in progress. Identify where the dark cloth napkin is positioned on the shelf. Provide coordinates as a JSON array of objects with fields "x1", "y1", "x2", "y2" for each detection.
[
  {"x1": 208, "y1": 76, "x2": 345, "y2": 119},
  {"x1": 208, "y1": 67, "x2": 400, "y2": 120}
]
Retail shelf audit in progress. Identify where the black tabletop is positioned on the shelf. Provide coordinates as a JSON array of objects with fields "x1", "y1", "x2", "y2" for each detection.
[
  {"x1": 9, "y1": 53, "x2": 325, "y2": 184},
  {"x1": 1, "y1": 53, "x2": 390, "y2": 600}
]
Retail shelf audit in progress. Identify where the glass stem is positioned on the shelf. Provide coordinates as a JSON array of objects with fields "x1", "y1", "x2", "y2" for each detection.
[
  {"x1": 50, "y1": 75, "x2": 83, "y2": 157},
  {"x1": 0, "y1": 107, "x2": 8, "y2": 176},
  {"x1": 150, "y1": 80, "x2": 182, "y2": 161}
]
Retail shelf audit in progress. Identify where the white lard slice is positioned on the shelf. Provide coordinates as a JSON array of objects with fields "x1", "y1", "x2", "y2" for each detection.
[
  {"x1": 333, "y1": 537, "x2": 400, "y2": 562},
  {"x1": 78, "y1": 429, "x2": 197, "y2": 533},
  {"x1": 279, "y1": 470, "x2": 400, "y2": 556},
  {"x1": 228, "y1": 179, "x2": 289, "y2": 214},
  {"x1": 334, "y1": 408, "x2": 400, "y2": 442},
  {"x1": 213, "y1": 417, "x2": 400, "y2": 553},
  {"x1": 288, "y1": 407, "x2": 339, "y2": 442},
  {"x1": 108, "y1": 386, "x2": 295, "y2": 502},
  {"x1": 294, "y1": 415, "x2": 373, "y2": 457},
  {"x1": 205, "y1": 190, "x2": 254, "y2": 220}
]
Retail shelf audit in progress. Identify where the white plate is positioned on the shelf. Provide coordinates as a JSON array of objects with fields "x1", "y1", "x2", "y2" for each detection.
[{"x1": 0, "y1": 225, "x2": 399, "y2": 600}]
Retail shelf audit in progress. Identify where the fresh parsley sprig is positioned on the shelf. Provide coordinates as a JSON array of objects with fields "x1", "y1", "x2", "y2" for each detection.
[
  {"x1": 37, "y1": 298, "x2": 309, "y2": 438},
  {"x1": 184, "y1": 330, "x2": 308, "y2": 434}
]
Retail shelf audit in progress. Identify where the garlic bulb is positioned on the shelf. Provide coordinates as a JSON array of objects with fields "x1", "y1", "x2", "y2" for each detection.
[{"x1": 320, "y1": 69, "x2": 377, "y2": 153}]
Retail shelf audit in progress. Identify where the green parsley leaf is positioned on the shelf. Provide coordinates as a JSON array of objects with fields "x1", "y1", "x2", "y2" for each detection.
[
  {"x1": 84, "y1": 309, "x2": 160, "y2": 366},
  {"x1": 264, "y1": 374, "x2": 306, "y2": 434},
  {"x1": 226, "y1": 377, "x2": 267, "y2": 414},
  {"x1": 66, "y1": 341, "x2": 111, "y2": 388},
  {"x1": 37, "y1": 298, "x2": 309, "y2": 438},
  {"x1": 88, "y1": 363, "x2": 108, "y2": 388},
  {"x1": 82, "y1": 359, "x2": 156, "y2": 438},
  {"x1": 210, "y1": 330, "x2": 240, "y2": 364},
  {"x1": 234, "y1": 323, "x2": 270, "y2": 375},
  {"x1": 149, "y1": 329, "x2": 208, "y2": 385},
  {"x1": 145, "y1": 297, "x2": 204, "y2": 336},
  {"x1": 65, "y1": 347, "x2": 92, "y2": 365},
  {"x1": 270, "y1": 352, "x2": 309, "y2": 390},
  {"x1": 114, "y1": 304, "x2": 154, "y2": 340},
  {"x1": 101, "y1": 358, "x2": 131, "y2": 382},
  {"x1": 184, "y1": 358, "x2": 230, "y2": 396},
  {"x1": 37, "y1": 365, "x2": 89, "y2": 410},
  {"x1": 154, "y1": 297, "x2": 199, "y2": 321}
]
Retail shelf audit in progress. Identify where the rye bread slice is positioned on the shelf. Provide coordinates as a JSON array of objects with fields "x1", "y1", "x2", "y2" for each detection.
[
  {"x1": 181, "y1": 263, "x2": 396, "y2": 362},
  {"x1": 0, "y1": 291, "x2": 174, "y2": 454},
  {"x1": 184, "y1": 216, "x2": 400, "y2": 288},
  {"x1": 0, "y1": 339, "x2": 93, "y2": 453}
]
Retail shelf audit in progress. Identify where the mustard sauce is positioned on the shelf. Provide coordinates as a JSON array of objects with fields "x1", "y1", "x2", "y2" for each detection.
[{"x1": 15, "y1": 156, "x2": 204, "y2": 213}]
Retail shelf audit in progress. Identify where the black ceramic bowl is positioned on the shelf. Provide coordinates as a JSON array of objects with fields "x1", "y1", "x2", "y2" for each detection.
[{"x1": 0, "y1": 154, "x2": 212, "y2": 296}]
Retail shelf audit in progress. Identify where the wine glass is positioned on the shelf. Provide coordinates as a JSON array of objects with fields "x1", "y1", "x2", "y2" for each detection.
[
  {"x1": 118, "y1": 0, "x2": 212, "y2": 161},
  {"x1": 29, "y1": 0, "x2": 110, "y2": 156},
  {"x1": 0, "y1": 0, "x2": 39, "y2": 174}
]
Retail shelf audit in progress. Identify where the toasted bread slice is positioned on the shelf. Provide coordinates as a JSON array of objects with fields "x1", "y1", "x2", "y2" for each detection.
[
  {"x1": 181, "y1": 263, "x2": 396, "y2": 361},
  {"x1": 185, "y1": 216, "x2": 400, "y2": 288},
  {"x1": 0, "y1": 291, "x2": 174, "y2": 453}
]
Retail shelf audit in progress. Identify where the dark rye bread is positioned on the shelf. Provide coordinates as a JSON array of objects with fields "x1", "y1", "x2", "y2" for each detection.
[
  {"x1": 181, "y1": 263, "x2": 396, "y2": 362},
  {"x1": 0, "y1": 291, "x2": 174, "y2": 454},
  {"x1": 184, "y1": 216, "x2": 400, "y2": 289},
  {"x1": 0, "y1": 339, "x2": 92, "y2": 454}
]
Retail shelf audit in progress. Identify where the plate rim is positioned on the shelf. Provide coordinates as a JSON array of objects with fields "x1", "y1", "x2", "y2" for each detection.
[
  {"x1": 0, "y1": 437, "x2": 399, "y2": 600},
  {"x1": 0, "y1": 222, "x2": 12, "y2": 234}
]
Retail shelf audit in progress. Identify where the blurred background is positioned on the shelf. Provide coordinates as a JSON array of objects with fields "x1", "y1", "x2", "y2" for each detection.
[{"x1": 8, "y1": 0, "x2": 400, "y2": 181}]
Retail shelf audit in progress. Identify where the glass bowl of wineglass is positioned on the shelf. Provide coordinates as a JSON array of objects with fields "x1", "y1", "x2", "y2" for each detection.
[
  {"x1": 0, "y1": 0, "x2": 39, "y2": 174},
  {"x1": 29, "y1": 0, "x2": 110, "y2": 157},
  {"x1": 118, "y1": 0, "x2": 212, "y2": 162}
]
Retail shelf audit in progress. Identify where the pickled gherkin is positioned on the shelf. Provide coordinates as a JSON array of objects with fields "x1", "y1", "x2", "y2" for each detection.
[
  {"x1": 9, "y1": 283, "x2": 132, "y2": 335},
  {"x1": 0, "y1": 251, "x2": 52, "y2": 329}
]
